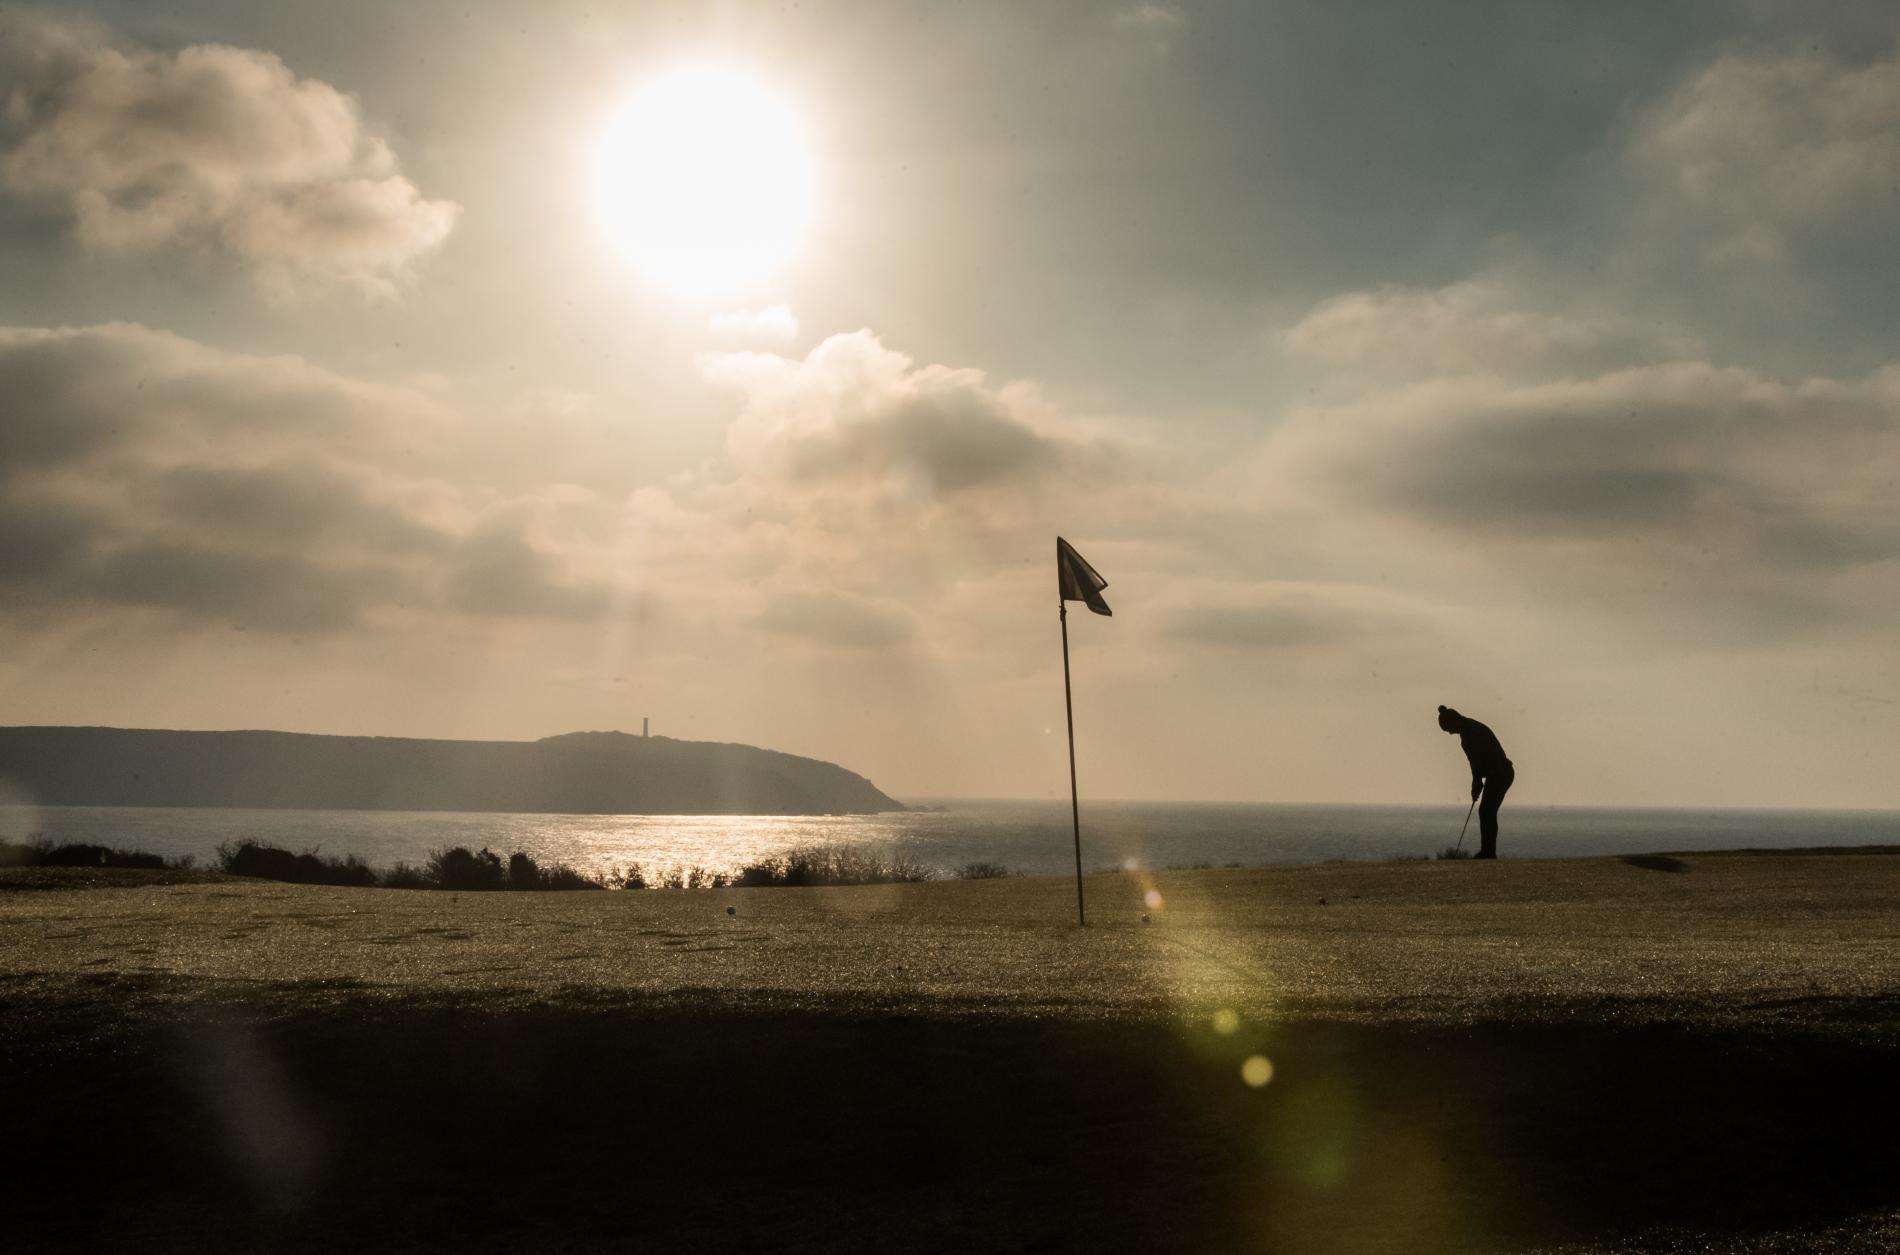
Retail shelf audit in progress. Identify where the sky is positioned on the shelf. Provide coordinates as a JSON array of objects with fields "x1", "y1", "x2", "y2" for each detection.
[{"x1": 1, "y1": 0, "x2": 1896, "y2": 807}]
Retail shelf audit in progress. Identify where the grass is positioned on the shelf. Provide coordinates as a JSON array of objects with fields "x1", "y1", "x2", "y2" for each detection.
[{"x1": 6, "y1": 852, "x2": 1900, "y2": 1253}]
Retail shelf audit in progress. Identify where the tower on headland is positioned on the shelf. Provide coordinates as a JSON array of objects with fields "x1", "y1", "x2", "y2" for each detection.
[{"x1": 642, "y1": 717, "x2": 649, "y2": 738}]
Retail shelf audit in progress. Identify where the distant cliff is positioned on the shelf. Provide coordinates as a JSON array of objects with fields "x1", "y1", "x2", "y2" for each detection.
[{"x1": 0, "y1": 727, "x2": 905, "y2": 816}]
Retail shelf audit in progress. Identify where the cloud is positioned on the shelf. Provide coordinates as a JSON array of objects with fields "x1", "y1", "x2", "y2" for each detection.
[
  {"x1": 0, "y1": 12, "x2": 457, "y2": 298},
  {"x1": 83, "y1": 541, "x2": 389, "y2": 633},
  {"x1": 704, "y1": 330, "x2": 1095, "y2": 499},
  {"x1": 1268, "y1": 285, "x2": 1900, "y2": 643},
  {"x1": 1625, "y1": 38, "x2": 1900, "y2": 265},
  {"x1": 0, "y1": 323, "x2": 618, "y2": 632},
  {"x1": 1284, "y1": 280, "x2": 1699, "y2": 382},
  {"x1": 755, "y1": 590, "x2": 914, "y2": 651},
  {"x1": 708, "y1": 304, "x2": 799, "y2": 344},
  {"x1": 1163, "y1": 582, "x2": 1433, "y2": 652},
  {"x1": 443, "y1": 519, "x2": 613, "y2": 620},
  {"x1": 1112, "y1": 6, "x2": 1185, "y2": 34},
  {"x1": 135, "y1": 461, "x2": 449, "y2": 552}
]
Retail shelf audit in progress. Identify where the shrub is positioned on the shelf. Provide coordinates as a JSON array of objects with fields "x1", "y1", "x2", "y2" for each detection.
[
  {"x1": 539, "y1": 863, "x2": 604, "y2": 891},
  {"x1": 729, "y1": 845, "x2": 933, "y2": 888},
  {"x1": 429, "y1": 846, "x2": 506, "y2": 891},
  {"x1": 382, "y1": 862, "x2": 431, "y2": 890},
  {"x1": 957, "y1": 861, "x2": 1012, "y2": 880},
  {"x1": 217, "y1": 840, "x2": 376, "y2": 887},
  {"x1": 508, "y1": 852, "x2": 543, "y2": 890},
  {"x1": 503, "y1": 851, "x2": 603, "y2": 891},
  {"x1": 1436, "y1": 846, "x2": 1474, "y2": 861},
  {"x1": 196, "y1": 840, "x2": 603, "y2": 891},
  {"x1": 0, "y1": 839, "x2": 192, "y2": 871}
]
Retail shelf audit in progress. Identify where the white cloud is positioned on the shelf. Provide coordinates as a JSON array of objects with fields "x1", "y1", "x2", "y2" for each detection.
[
  {"x1": 703, "y1": 329, "x2": 1101, "y2": 499},
  {"x1": 1285, "y1": 280, "x2": 1699, "y2": 382},
  {"x1": 1626, "y1": 38, "x2": 1900, "y2": 265},
  {"x1": 1113, "y1": 6, "x2": 1186, "y2": 33},
  {"x1": 0, "y1": 12, "x2": 458, "y2": 298},
  {"x1": 708, "y1": 304, "x2": 799, "y2": 344}
]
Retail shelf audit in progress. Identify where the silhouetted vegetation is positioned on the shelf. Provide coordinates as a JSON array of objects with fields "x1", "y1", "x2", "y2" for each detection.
[
  {"x1": 957, "y1": 861, "x2": 1012, "y2": 879},
  {"x1": 731, "y1": 844, "x2": 932, "y2": 887},
  {"x1": 216, "y1": 841, "x2": 606, "y2": 891},
  {"x1": 218, "y1": 840, "x2": 377, "y2": 886},
  {"x1": 428, "y1": 845, "x2": 506, "y2": 891},
  {"x1": 0, "y1": 838, "x2": 188, "y2": 870},
  {"x1": 1436, "y1": 846, "x2": 1474, "y2": 860},
  {"x1": 381, "y1": 861, "x2": 432, "y2": 890},
  {"x1": 20, "y1": 836, "x2": 948, "y2": 892}
]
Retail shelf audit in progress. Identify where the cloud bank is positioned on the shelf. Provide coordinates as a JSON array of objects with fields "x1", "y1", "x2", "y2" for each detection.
[
  {"x1": 1273, "y1": 284, "x2": 1900, "y2": 646},
  {"x1": 0, "y1": 12, "x2": 458, "y2": 298},
  {"x1": 0, "y1": 323, "x2": 609, "y2": 633}
]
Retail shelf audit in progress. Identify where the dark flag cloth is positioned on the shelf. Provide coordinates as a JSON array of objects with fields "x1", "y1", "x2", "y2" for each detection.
[{"x1": 1057, "y1": 536, "x2": 1112, "y2": 616}]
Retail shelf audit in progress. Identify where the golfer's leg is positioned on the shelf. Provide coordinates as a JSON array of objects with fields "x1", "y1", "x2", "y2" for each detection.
[{"x1": 1478, "y1": 770, "x2": 1513, "y2": 859}]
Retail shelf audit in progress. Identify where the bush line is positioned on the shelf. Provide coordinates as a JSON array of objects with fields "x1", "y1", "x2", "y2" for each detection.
[
  {"x1": 7, "y1": 837, "x2": 1014, "y2": 890},
  {"x1": 1, "y1": 839, "x2": 195, "y2": 871}
]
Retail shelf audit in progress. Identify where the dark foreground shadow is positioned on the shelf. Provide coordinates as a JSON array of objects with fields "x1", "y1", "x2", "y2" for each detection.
[
  {"x1": 4, "y1": 997, "x2": 1897, "y2": 1253},
  {"x1": 1623, "y1": 855, "x2": 1691, "y2": 873}
]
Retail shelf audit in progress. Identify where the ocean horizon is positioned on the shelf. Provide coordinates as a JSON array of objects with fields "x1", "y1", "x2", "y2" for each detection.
[{"x1": 5, "y1": 799, "x2": 1897, "y2": 882}]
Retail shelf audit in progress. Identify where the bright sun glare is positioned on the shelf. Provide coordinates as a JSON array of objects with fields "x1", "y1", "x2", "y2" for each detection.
[{"x1": 595, "y1": 63, "x2": 815, "y2": 295}]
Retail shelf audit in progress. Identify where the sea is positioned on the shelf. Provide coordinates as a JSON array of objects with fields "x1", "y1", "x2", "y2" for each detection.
[{"x1": 3, "y1": 800, "x2": 1897, "y2": 882}]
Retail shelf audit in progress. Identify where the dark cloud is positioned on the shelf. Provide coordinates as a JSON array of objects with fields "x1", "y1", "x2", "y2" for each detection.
[
  {"x1": 83, "y1": 541, "x2": 388, "y2": 633},
  {"x1": 784, "y1": 392, "x2": 1058, "y2": 492},
  {"x1": 756, "y1": 591, "x2": 915, "y2": 651},
  {"x1": 443, "y1": 527, "x2": 613, "y2": 621},
  {"x1": 1162, "y1": 584, "x2": 1426, "y2": 652},
  {"x1": 709, "y1": 332, "x2": 1080, "y2": 500},
  {"x1": 0, "y1": 322, "x2": 629, "y2": 631},
  {"x1": 1273, "y1": 288, "x2": 1900, "y2": 642},
  {"x1": 1311, "y1": 369, "x2": 1897, "y2": 562},
  {"x1": 0, "y1": 323, "x2": 156, "y2": 471},
  {"x1": 0, "y1": 494, "x2": 96, "y2": 581},
  {"x1": 0, "y1": 11, "x2": 457, "y2": 298},
  {"x1": 1166, "y1": 604, "x2": 1368, "y2": 650},
  {"x1": 0, "y1": 322, "x2": 406, "y2": 475},
  {"x1": 141, "y1": 462, "x2": 450, "y2": 552}
]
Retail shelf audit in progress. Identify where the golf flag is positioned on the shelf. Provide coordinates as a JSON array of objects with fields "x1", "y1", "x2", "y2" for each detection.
[
  {"x1": 1055, "y1": 535, "x2": 1110, "y2": 926},
  {"x1": 1057, "y1": 536, "x2": 1112, "y2": 616}
]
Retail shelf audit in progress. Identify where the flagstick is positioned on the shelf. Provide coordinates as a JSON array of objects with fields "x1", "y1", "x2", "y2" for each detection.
[{"x1": 1060, "y1": 601, "x2": 1086, "y2": 927}]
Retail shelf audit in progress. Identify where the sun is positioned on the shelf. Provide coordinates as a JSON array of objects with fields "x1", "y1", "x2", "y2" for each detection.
[{"x1": 594, "y1": 63, "x2": 816, "y2": 295}]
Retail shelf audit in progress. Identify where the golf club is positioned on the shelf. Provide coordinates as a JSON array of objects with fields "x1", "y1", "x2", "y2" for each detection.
[{"x1": 1455, "y1": 795, "x2": 1479, "y2": 854}]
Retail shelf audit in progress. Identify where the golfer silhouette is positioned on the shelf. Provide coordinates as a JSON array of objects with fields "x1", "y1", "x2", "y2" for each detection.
[{"x1": 1438, "y1": 705, "x2": 1514, "y2": 859}]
